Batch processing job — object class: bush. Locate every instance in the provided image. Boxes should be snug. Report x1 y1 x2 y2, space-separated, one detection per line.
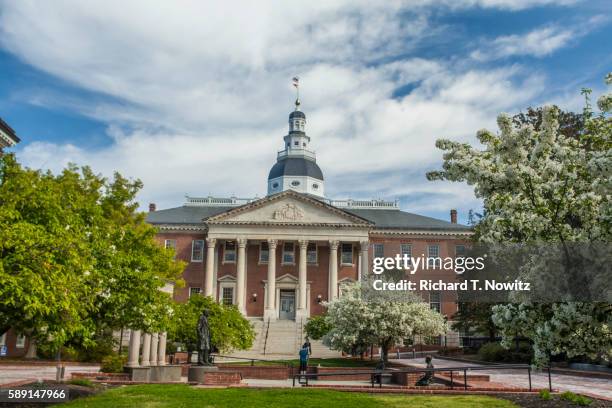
539 389 551 400
100 354 127 373
304 315 331 341
477 342 506 361
559 391 592 406
68 379 93 387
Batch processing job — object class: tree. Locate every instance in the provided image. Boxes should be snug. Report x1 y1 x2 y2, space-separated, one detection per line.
0 155 184 355
304 315 331 341
168 295 255 355
323 281 446 363
426 75 612 366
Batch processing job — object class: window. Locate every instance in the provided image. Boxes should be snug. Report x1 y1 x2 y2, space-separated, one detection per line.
341 243 353 265
189 287 201 297
429 291 441 313
165 239 177 259
294 141 299 146
302 142 306 147
455 245 466 257
0 332 6 346
191 240 204 262
15 334 26 349
272 182 279 189
373 243 384 258
259 242 269 263
427 244 440 258
307 243 317 264
400 243 412 265
222 287 234 305
282 242 295 264
312 183 318 189
291 180 300 186
224 241 236 263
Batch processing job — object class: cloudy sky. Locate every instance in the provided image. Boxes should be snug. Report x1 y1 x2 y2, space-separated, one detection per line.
0 1 610 223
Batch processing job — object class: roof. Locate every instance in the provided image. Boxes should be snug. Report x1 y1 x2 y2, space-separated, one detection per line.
289 110 305 119
268 157 324 180
346 208 471 231
146 205 233 224
146 197 471 232
0 117 20 144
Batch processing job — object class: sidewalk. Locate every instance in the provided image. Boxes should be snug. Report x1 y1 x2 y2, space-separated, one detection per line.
0 364 100 387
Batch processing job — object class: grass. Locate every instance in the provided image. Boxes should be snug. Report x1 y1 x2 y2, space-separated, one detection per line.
63 385 519 407
220 357 380 367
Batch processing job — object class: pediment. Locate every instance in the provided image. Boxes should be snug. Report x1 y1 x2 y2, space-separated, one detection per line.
276 273 298 283
206 191 371 226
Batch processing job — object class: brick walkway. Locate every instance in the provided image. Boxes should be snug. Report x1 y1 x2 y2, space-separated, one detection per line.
396 357 612 400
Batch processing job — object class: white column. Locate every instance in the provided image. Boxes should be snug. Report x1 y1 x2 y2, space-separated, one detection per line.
213 245 219 301
297 240 308 318
126 329 141 368
141 333 151 366
157 332 167 366
236 238 247 314
204 238 216 297
149 333 159 365
329 241 339 301
264 239 278 320
360 240 369 279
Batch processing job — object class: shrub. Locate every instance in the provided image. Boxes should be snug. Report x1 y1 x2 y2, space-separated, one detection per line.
477 342 506 361
100 354 127 373
304 315 331 341
539 389 551 400
559 391 592 406
68 379 93 387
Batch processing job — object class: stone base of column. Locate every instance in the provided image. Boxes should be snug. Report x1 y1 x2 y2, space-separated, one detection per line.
263 308 277 321
295 308 308 320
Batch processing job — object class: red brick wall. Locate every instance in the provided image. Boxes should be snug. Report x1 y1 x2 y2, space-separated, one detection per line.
0 328 28 358
216 364 290 379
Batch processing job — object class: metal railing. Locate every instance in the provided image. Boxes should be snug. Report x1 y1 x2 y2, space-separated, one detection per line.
212 354 295 370
291 363 553 392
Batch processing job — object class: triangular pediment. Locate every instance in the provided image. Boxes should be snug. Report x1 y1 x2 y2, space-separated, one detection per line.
206 191 372 226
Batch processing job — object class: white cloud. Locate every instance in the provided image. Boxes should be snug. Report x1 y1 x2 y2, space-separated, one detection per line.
0 1 570 218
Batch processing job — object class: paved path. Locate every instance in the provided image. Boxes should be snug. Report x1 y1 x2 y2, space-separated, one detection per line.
0 364 100 386
396 357 612 400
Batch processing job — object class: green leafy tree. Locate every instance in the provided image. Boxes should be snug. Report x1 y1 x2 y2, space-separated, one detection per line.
0 155 184 356
168 295 255 355
304 315 331 341
427 75 612 366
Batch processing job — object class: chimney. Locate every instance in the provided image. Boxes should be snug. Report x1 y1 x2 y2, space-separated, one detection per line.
450 209 457 224
149 203 156 212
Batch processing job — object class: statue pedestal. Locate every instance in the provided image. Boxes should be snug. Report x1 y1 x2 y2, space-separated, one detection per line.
188 365 219 383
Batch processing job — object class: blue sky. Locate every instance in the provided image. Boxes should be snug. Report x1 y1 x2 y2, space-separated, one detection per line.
0 0 610 223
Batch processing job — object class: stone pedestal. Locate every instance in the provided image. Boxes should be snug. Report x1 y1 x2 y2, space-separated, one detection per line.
188 365 219 383
124 365 182 382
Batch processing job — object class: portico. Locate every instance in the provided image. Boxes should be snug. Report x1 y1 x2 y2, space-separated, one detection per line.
202 190 372 320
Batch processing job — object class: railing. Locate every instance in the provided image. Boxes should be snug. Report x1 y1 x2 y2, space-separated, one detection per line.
291 364 553 392
324 198 400 209
262 319 271 355
212 354 294 370
185 196 260 207
277 148 316 161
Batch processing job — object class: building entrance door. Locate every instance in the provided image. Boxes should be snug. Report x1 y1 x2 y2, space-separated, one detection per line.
279 290 296 320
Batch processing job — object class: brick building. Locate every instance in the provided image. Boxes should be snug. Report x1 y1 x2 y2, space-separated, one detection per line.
0 117 20 154
146 99 472 355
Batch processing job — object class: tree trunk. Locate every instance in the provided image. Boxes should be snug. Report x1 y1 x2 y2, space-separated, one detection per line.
25 338 37 359
381 340 390 363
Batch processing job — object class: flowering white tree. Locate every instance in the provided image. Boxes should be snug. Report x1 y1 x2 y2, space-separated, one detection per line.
323 282 447 362
427 75 612 366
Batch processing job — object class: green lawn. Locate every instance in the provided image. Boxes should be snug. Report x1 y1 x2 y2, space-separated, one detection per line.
63 385 518 407
220 357 379 367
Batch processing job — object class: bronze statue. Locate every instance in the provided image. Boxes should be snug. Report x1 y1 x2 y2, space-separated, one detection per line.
416 354 434 386
197 309 212 365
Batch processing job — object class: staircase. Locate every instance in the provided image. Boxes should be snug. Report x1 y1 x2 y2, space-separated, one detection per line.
225 318 341 360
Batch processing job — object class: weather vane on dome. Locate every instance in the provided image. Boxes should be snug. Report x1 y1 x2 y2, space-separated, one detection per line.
292 76 300 110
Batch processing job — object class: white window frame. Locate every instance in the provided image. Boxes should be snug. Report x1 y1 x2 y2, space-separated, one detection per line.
0 332 6 346
259 242 269 264
427 244 440 258
341 243 353 265
455 245 466 257
282 242 295 265
429 291 441 313
164 239 177 260
307 243 317 265
219 283 236 305
373 243 384 259
400 243 412 265
191 240 204 262
15 334 26 349
223 241 236 264
189 287 202 297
